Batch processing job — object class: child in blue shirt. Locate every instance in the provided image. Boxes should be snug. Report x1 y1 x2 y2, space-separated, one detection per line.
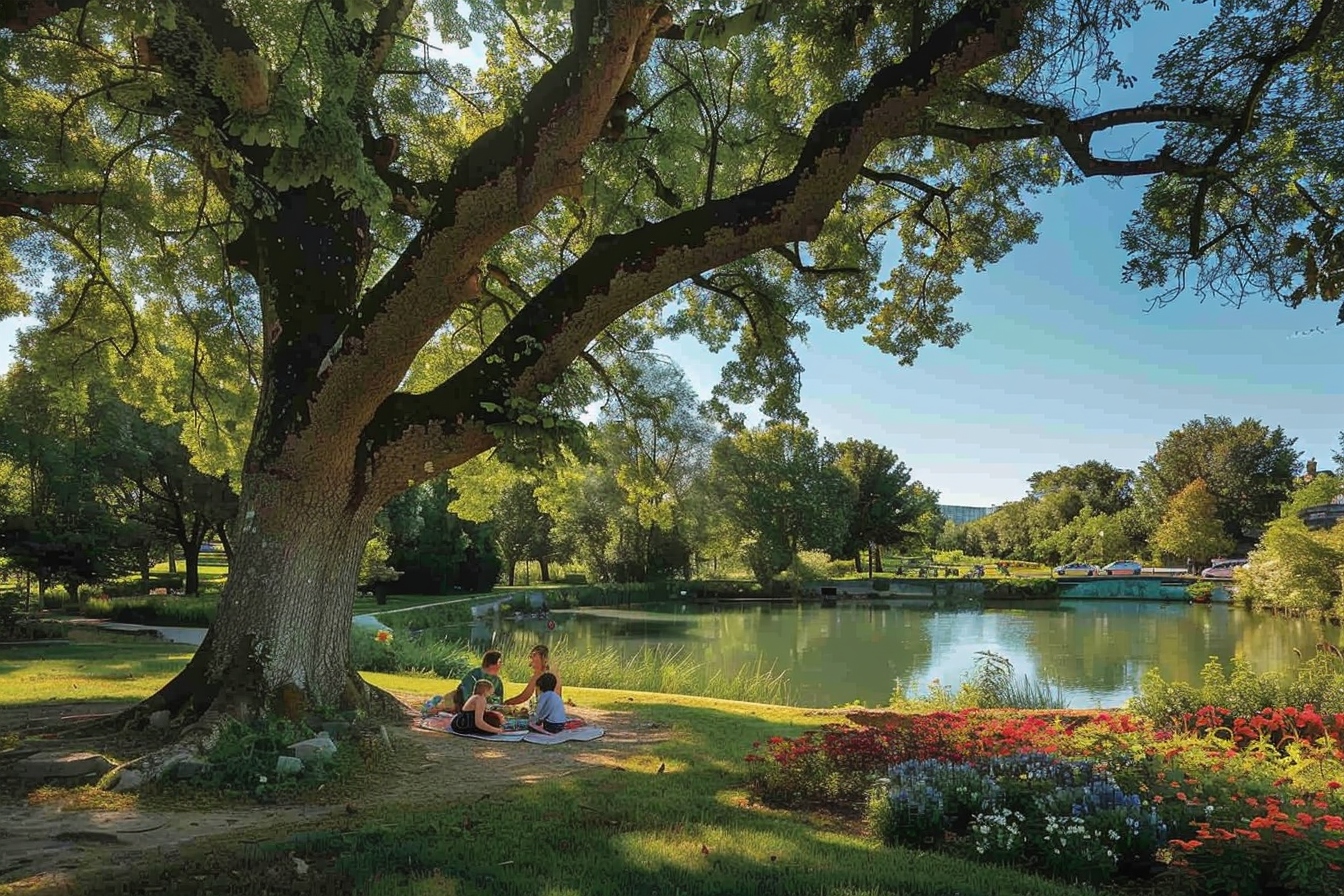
528 672 567 735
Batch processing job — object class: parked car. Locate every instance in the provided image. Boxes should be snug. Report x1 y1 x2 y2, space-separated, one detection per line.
1054 562 1101 576
1201 558 1248 579
1102 560 1143 576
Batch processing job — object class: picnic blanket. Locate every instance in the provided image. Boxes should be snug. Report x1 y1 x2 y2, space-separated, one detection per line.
416 713 604 744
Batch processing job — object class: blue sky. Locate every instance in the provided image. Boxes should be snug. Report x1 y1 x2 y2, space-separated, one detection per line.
3 3 1338 508
654 4 1343 506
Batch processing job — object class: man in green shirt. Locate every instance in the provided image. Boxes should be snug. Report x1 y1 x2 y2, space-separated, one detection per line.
452 649 505 711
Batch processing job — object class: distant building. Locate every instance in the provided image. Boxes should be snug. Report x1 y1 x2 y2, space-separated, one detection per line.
938 504 997 526
1299 493 1344 531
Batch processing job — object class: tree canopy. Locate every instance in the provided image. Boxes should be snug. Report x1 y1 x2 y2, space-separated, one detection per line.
1134 415 1301 545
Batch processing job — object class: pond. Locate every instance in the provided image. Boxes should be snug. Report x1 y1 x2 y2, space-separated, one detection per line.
478 600 1340 708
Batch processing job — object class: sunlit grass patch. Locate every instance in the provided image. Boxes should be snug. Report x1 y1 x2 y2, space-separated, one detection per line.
0 638 192 705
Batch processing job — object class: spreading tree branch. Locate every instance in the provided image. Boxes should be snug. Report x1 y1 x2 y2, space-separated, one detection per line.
0 189 101 216
354 0 1031 501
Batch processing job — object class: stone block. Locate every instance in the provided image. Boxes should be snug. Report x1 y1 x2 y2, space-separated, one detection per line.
148 710 172 730
15 751 113 779
289 733 337 763
111 769 144 792
172 758 210 780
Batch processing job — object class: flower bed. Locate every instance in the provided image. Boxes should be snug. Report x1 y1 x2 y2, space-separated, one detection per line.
745 707 1344 894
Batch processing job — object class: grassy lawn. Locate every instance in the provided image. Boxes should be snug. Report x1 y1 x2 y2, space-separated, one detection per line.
0 637 1090 896
316 686 1088 896
0 631 195 706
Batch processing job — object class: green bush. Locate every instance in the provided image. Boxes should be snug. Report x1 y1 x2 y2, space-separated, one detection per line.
80 596 216 626
982 578 1059 599
1185 581 1216 602
195 717 340 802
1130 653 1344 722
349 625 476 680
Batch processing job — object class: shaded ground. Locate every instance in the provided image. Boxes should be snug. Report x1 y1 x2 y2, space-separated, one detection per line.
0 691 669 894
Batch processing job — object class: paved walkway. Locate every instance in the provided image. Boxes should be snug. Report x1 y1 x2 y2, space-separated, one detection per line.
65 592 503 645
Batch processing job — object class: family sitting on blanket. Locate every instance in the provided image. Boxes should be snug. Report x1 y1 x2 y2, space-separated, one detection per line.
445 646 567 736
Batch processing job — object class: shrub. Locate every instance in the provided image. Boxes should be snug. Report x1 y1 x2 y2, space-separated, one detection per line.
195 717 346 802
956 651 1065 710
983 578 1060 599
1131 655 1344 722
1185 581 1216 602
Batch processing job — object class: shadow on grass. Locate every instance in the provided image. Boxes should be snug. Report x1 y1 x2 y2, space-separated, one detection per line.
62 701 1094 896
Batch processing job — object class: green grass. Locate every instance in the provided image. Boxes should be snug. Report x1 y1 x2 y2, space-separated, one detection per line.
0 630 193 705
48 660 1091 896
270 694 1090 895
81 595 218 626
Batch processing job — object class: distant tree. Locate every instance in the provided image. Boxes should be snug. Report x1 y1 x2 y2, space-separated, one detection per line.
1029 461 1134 516
0 365 137 597
710 423 851 585
1334 433 1344 472
1136 417 1300 545
833 439 923 575
905 483 945 554
1237 477 1344 613
1151 479 1235 564
535 462 622 582
380 479 499 595
490 481 553 587
94 395 238 594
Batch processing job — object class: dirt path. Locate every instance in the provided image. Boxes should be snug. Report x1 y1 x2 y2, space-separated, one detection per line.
0 695 668 893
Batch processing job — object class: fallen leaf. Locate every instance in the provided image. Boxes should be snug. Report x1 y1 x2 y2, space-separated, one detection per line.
700 844 710 855
292 857 308 876
656 762 666 774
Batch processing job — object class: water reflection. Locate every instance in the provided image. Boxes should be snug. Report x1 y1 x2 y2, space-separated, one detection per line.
480 600 1339 708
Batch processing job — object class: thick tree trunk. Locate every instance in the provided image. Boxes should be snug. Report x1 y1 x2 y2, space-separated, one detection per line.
130 482 393 727
539 558 550 583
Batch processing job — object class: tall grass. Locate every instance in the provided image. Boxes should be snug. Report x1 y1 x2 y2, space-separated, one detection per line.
491 630 793 705
891 650 1066 711
351 623 794 705
349 625 476 681
81 595 217 626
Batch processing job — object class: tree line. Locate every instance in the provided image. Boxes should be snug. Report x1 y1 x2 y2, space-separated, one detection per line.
941 418 1343 567
0 353 946 596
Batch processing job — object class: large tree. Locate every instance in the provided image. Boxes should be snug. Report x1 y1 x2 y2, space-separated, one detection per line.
1150 477 1235 564
3 0 1341 748
710 422 851 584
833 438 923 575
1135 416 1301 545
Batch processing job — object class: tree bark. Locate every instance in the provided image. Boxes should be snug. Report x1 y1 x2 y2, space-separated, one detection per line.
539 558 550 583
181 541 201 596
128 474 393 726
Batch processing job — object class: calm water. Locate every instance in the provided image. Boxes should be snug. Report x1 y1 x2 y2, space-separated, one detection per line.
484 601 1340 708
